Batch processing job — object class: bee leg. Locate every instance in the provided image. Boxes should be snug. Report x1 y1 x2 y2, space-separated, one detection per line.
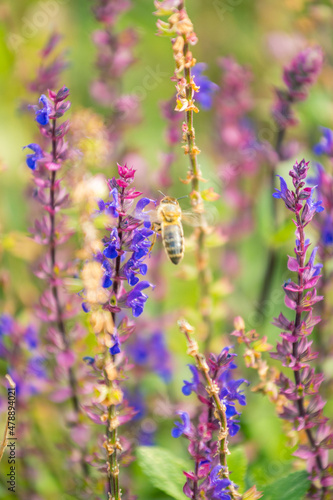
149 222 161 254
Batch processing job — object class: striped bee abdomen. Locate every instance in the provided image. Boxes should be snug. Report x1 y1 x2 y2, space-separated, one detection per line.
162 223 184 265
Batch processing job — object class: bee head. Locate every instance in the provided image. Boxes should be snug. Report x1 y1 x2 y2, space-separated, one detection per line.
160 195 179 206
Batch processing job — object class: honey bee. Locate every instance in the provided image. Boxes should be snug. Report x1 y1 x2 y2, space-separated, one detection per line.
156 195 185 265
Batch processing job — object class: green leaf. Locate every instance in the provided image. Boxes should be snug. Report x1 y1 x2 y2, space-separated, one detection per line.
228 446 248 492
137 446 190 500
260 470 310 500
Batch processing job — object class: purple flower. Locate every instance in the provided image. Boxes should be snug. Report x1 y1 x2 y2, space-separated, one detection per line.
110 340 121 355
182 365 200 395
103 227 119 259
321 215 333 246
130 226 154 260
192 63 218 110
313 127 333 157
283 47 323 100
0 314 14 337
23 144 44 170
124 281 152 317
24 325 38 349
209 465 232 500
35 94 52 125
128 331 172 382
172 411 191 438
104 187 120 217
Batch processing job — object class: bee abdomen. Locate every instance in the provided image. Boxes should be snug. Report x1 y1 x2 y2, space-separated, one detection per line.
163 224 184 265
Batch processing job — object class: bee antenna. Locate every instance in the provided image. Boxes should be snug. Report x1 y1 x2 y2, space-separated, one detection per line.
158 190 167 197
177 195 188 201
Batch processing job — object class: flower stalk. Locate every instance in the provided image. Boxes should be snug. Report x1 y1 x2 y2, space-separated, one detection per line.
81 164 154 498
258 47 323 314
271 159 333 499
155 0 217 349
178 319 252 500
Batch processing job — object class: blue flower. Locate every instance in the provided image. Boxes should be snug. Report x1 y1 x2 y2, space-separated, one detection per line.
307 247 323 277
23 143 43 170
306 192 324 214
24 325 38 349
130 226 154 260
103 187 119 217
135 197 155 219
110 340 121 355
0 314 13 337
35 94 52 126
124 281 152 317
273 175 289 200
313 127 333 156
209 465 232 500
321 216 333 246
123 258 144 286
150 331 172 383
83 356 95 365
27 356 46 379
103 227 119 260
101 257 113 288
219 373 248 406
192 63 218 110
171 411 191 438
128 331 172 382
82 302 90 313
182 365 200 396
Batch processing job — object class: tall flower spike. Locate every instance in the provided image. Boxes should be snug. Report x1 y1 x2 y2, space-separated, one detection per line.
155 0 220 350
24 88 90 479
177 319 261 500
259 47 323 317
271 159 333 498
81 163 154 499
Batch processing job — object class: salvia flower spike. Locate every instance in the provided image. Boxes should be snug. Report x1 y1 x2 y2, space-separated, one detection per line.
271 159 333 498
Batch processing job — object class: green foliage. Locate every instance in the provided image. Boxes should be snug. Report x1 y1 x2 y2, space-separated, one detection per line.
228 446 248 493
260 470 310 500
137 446 190 500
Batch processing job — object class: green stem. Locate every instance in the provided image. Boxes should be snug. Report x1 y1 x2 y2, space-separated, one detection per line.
182 327 239 499
182 35 213 350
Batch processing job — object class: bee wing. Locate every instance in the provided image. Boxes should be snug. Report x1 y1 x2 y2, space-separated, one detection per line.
182 206 218 227
182 211 202 227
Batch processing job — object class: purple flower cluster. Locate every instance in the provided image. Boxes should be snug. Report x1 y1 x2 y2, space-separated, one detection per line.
84 163 155 353
24 87 84 415
272 47 323 129
128 330 172 383
172 347 247 499
0 315 47 403
271 159 333 497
